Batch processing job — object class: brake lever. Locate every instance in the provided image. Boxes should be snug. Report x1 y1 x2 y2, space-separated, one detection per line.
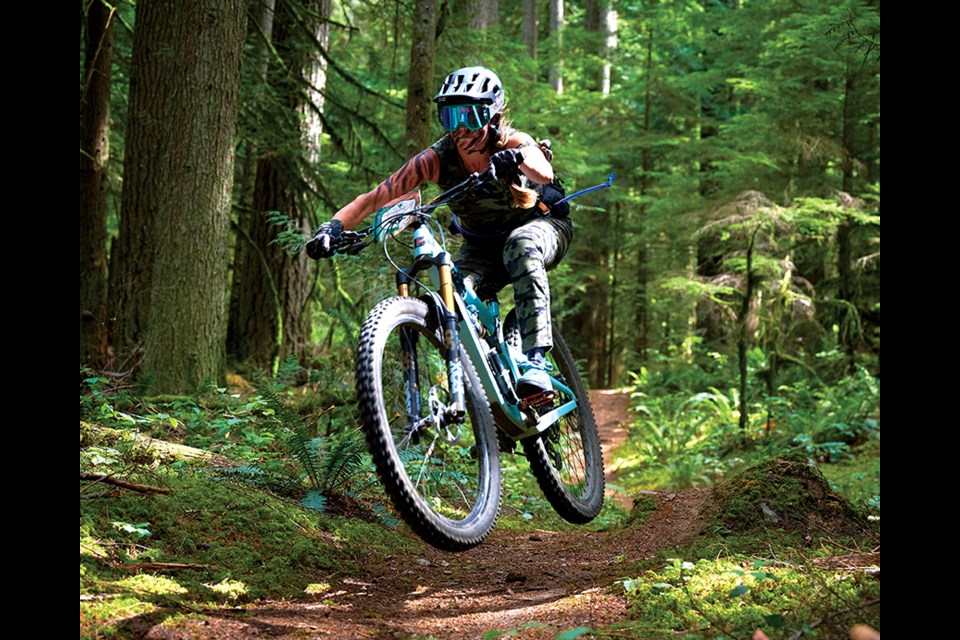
334 230 371 256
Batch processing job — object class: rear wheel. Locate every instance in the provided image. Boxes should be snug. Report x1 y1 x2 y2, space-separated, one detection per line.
356 296 501 550
517 323 605 523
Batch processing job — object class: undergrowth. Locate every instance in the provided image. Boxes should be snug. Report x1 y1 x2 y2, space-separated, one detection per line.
595 453 880 639
80 366 418 638
614 349 880 516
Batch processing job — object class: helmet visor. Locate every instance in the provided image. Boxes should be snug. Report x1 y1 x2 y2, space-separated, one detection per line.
438 103 491 132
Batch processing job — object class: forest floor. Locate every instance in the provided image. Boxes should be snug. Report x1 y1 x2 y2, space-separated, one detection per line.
135 389 715 640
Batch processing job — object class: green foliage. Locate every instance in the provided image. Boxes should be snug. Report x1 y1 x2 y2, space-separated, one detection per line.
616 341 879 512
263 210 307 256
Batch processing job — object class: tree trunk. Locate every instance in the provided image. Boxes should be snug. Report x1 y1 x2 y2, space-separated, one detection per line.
227 0 276 367
606 203 622 385
109 0 168 370
132 0 245 394
737 226 762 433
549 0 563 94
228 0 329 372
584 0 614 95
633 25 653 360
467 0 497 29
837 63 857 371
599 3 616 96
522 0 538 62
406 0 437 157
80 0 113 367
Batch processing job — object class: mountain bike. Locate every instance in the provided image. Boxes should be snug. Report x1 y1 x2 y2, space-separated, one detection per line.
330 170 609 551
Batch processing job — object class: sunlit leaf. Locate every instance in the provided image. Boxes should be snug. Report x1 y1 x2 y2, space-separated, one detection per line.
554 627 591 640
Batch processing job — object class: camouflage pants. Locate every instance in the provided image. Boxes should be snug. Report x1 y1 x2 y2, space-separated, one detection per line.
455 216 574 353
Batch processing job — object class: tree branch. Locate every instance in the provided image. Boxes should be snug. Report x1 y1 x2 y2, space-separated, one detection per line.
80 473 171 495
787 599 880 640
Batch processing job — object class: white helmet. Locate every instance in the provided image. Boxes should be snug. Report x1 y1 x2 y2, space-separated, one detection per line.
433 66 505 115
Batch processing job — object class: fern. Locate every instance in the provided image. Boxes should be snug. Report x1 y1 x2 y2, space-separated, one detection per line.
318 431 368 493
301 489 328 512
219 465 266 482
263 210 308 256
260 390 324 490
372 503 400 529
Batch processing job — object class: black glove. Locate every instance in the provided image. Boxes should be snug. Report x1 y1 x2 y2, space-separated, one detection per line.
538 181 569 219
306 219 344 259
488 148 524 182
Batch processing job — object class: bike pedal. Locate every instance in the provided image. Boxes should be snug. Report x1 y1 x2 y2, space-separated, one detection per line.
519 391 557 411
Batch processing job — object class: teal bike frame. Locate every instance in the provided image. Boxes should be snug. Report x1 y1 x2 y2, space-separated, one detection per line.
409 221 577 439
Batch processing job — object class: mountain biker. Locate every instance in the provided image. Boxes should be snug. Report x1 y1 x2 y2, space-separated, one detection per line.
306 65 572 397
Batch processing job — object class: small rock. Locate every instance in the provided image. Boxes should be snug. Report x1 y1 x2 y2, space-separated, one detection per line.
529 534 543 542
415 558 430 566
760 502 781 523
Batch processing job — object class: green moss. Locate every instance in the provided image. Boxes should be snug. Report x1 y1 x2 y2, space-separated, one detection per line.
79 464 420 626
115 574 189 596
623 555 880 639
80 596 155 640
711 455 869 538
203 578 248 601
625 493 658 526
819 434 880 509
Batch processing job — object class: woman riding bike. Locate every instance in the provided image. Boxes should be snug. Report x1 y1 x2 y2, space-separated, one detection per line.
307 66 572 396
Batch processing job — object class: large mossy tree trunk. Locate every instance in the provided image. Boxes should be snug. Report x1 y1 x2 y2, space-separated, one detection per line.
131 0 245 394
80 0 113 367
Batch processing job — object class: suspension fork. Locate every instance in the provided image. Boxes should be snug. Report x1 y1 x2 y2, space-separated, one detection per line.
396 269 421 437
394 265 466 426
438 261 466 421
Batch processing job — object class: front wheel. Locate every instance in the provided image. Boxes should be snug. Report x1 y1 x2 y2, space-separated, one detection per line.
356 296 501 550
521 325 605 523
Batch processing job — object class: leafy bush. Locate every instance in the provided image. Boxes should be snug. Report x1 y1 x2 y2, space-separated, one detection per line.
620 355 879 493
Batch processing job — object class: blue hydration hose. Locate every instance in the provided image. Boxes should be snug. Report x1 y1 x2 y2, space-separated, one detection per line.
554 173 616 206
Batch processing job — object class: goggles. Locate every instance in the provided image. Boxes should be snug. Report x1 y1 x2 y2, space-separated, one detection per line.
438 103 492 132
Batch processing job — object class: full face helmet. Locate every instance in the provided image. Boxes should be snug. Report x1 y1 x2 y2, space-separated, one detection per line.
433 66 505 132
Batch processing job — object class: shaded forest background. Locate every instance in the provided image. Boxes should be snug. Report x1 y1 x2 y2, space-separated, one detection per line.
79 0 880 402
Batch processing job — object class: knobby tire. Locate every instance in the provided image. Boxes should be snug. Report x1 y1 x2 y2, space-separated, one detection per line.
520 325 605 523
356 296 501 551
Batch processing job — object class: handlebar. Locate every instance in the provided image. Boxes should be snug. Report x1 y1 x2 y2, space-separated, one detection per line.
329 170 492 256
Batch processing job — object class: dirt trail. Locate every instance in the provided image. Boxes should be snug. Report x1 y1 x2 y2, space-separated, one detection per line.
141 390 711 640
590 388 633 511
